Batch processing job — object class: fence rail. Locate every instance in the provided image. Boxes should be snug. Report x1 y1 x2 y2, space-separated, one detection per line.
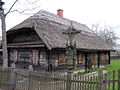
0 68 120 90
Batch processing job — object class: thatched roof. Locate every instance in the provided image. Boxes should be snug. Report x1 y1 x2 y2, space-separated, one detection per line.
7 10 113 51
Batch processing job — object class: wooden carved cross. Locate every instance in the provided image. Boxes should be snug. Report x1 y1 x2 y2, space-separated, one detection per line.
63 22 81 70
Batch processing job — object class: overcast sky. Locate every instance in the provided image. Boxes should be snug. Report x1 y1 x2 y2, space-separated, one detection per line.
1 0 120 42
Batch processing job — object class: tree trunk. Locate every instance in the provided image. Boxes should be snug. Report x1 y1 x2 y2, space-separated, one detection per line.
0 9 8 68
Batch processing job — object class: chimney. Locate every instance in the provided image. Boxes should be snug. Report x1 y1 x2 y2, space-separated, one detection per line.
57 9 63 18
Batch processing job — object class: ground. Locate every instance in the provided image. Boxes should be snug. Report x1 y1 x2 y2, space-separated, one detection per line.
102 59 120 71
75 59 120 76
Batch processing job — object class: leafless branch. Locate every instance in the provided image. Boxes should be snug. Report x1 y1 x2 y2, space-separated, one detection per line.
9 10 32 15
9 5 41 15
5 0 19 17
91 24 119 47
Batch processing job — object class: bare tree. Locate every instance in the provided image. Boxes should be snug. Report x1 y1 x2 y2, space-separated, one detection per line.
0 0 41 68
92 24 119 48
5 0 41 15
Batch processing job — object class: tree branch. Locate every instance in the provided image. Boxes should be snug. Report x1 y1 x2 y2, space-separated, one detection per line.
10 5 41 15
9 9 33 15
5 0 19 16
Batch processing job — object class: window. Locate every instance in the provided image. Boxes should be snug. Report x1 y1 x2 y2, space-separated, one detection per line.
9 49 17 62
18 50 31 62
58 53 66 65
78 53 83 64
9 50 14 61
39 51 47 65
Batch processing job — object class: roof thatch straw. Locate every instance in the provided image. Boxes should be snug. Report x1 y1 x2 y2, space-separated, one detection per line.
7 10 113 51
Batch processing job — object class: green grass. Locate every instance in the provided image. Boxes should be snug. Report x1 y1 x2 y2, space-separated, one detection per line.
74 68 101 76
74 60 120 90
102 59 120 71
74 59 120 76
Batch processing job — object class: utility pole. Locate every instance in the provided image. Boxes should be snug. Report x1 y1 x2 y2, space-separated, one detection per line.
63 22 80 90
0 0 8 68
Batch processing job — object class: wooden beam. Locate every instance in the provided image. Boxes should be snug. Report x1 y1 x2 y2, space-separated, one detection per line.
97 52 100 68
7 44 45 48
46 50 50 71
108 51 110 64
85 52 88 71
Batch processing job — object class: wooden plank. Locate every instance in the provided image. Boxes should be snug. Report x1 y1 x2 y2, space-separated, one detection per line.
82 76 85 90
85 53 88 71
90 77 93 90
96 75 98 90
64 73 66 90
92 75 95 90
103 73 107 90
118 70 120 90
97 52 100 68
77 76 80 90
80 76 82 90
113 71 115 90
108 71 111 90
108 52 110 64
88 75 90 90
98 70 104 90
85 76 87 90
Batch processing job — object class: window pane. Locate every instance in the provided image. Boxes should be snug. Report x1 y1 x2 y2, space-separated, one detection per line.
78 53 83 64
18 50 31 62
59 53 66 65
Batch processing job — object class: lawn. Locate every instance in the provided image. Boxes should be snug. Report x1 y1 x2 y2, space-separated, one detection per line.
74 60 120 90
102 59 120 71
102 60 120 90
74 59 120 76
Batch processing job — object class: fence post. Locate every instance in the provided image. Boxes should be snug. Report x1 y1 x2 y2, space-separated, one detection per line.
11 68 16 90
28 65 34 90
28 71 32 90
118 70 120 90
66 70 73 90
98 70 104 90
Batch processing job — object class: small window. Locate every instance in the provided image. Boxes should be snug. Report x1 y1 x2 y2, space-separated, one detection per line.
18 50 31 62
9 50 14 61
58 53 66 65
78 53 83 64
39 51 47 65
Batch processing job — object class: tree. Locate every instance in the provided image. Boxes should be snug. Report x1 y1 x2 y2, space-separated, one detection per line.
91 24 119 48
0 0 41 68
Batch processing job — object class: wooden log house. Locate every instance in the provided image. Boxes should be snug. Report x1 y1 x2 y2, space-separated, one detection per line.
7 9 114 71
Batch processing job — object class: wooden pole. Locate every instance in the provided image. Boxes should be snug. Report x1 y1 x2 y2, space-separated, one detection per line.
108 51 110 64
0 0 8 68
97 52 100 68
66 70 73 90
85 52 88 71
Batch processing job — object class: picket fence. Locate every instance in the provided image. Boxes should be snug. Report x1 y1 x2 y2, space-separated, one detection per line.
0 68 120 90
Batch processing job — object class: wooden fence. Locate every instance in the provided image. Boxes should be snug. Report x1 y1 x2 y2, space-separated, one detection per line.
0 68 120 90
